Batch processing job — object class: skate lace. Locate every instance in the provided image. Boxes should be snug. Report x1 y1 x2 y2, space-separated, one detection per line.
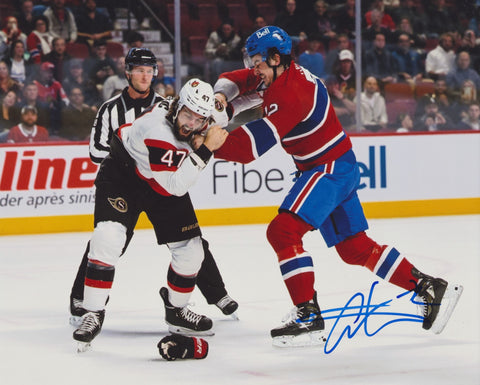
281 307 302 325
179 307 203 325
80 313 101 332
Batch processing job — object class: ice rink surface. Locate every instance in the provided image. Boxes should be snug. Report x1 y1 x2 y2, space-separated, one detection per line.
1 215 479 385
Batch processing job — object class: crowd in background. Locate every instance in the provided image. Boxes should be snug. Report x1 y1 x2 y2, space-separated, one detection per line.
0 0 479 144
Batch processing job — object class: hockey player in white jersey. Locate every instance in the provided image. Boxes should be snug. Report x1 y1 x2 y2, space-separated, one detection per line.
73 78 228 351
70 48 238 329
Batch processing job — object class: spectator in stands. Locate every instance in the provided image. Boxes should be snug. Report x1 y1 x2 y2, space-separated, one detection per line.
26 15 53 64
0 90 18 134
153 58 175 90
32 61 69 134
3 40 34 87
75 0 113 47
324 34 350 75
324 74 356 131
63 58 101 107
273 0 306 45
306 1 336 50
102 56 128 101
391 17 426 50
7 105 49 143
125 31 144 49
0 60 21 98
426 0 455 38
60 87 97 141
395 112 414 133
457 30 480 73
413 95 453 131
425 32 456 80
0 16 28 60
83 39 116 88
390 0 427 38
11 81 50 129
333 49 356 100
16 0 36 36
362 9 393 47
43 0 78 43
204 19 243 82
415 79 454 118
298 34 325 79
457 101 480 130
245 16 267 39
354 76 388 132
43 37 72 84
364 0 396 31
391 33 424 85
335 0 356 40
152 58 175 98
363 32 398 86
449 79 479 123
446 51 480 95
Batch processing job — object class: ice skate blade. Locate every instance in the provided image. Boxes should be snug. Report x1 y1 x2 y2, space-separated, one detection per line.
76 341 91 353
69 315 83 327
430 283 463 334
229 312 239 321
272 330 327 348
167 324 215 337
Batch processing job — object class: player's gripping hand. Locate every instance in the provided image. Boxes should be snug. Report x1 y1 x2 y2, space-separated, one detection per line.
158 334 209 361
203 125 228 152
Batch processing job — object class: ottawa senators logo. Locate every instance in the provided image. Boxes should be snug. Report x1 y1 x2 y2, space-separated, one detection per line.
191 80 199 87
108 197 128 213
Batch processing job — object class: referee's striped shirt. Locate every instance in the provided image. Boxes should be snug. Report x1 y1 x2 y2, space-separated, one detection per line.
89 87 164 163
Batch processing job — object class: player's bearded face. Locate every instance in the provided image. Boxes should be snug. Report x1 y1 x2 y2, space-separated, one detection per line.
174 107 207 142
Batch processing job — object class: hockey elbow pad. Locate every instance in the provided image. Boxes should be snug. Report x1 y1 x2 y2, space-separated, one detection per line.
158 334 209 361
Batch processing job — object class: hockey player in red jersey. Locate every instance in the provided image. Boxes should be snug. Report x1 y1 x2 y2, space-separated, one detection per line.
210 26 463 347
73 78 229 351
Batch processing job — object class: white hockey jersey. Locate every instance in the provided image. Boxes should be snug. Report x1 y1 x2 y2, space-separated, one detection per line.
118 100 210 197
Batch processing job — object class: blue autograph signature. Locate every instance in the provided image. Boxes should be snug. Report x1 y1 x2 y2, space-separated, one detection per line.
322 281 423 354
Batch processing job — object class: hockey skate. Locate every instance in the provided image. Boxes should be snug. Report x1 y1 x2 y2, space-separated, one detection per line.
69 297 87 327
216 294 239 320
73 310 105 352
413 268 463 334
271 293 327 348
160 287 214 336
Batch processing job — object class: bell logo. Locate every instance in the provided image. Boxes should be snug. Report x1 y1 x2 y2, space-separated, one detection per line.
256 27 270 38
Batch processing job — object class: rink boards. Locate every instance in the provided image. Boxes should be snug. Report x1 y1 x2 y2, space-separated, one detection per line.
0 131 479 235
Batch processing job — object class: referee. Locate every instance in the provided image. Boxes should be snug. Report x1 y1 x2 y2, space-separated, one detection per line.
70 48 238 325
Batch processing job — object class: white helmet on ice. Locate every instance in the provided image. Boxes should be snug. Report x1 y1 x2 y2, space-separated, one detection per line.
177 78 215 119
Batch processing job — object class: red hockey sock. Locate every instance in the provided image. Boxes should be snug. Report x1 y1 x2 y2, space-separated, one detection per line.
336 232 418 291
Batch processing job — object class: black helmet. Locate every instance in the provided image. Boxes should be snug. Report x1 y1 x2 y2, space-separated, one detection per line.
125 47 158 76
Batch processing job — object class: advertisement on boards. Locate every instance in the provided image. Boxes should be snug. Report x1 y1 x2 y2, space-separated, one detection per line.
0 132 479 220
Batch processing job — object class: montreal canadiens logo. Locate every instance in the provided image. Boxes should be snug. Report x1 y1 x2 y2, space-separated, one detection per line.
108 197 128 213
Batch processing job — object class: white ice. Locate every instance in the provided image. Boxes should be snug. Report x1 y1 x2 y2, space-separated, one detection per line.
1 215 479 385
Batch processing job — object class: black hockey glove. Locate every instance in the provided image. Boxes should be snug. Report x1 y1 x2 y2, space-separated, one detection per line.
158 334 209 361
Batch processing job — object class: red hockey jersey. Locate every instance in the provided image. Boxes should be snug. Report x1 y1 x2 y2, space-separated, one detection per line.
214 62 352 171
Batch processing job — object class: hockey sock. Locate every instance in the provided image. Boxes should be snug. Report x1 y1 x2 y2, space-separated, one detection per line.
196 238 227 304
336 232 418 291
267 212 315 305
167 264 197 307
83 259 115 311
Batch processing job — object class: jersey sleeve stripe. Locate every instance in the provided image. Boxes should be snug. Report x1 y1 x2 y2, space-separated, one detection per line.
243 117 279 158
283 80 329 141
